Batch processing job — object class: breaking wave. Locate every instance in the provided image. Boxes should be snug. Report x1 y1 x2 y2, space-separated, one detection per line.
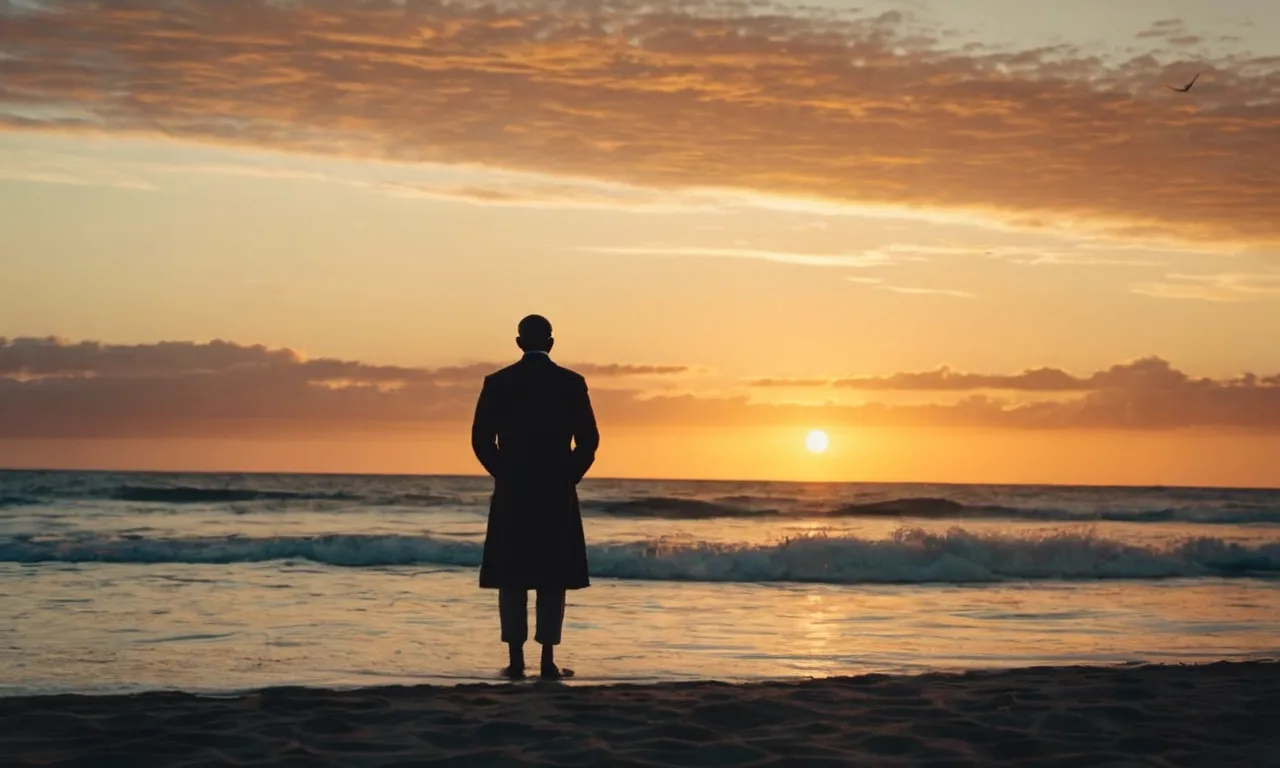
2 529 1276 584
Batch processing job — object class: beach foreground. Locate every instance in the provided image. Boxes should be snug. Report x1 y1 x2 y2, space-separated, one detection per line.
2 662 1276 767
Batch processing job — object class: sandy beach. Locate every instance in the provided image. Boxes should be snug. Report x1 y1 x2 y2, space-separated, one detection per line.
2 661 1276 767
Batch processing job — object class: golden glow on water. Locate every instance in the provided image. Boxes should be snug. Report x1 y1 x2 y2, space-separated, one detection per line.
2 566 1276 695
2 473 1278 695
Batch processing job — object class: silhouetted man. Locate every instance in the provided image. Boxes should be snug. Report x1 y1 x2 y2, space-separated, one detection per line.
471 314 599 679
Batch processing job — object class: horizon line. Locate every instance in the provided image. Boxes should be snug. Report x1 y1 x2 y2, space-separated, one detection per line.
0 465 1275 493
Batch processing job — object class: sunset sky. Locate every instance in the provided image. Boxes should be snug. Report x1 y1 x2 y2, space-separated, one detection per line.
2 0 1279 486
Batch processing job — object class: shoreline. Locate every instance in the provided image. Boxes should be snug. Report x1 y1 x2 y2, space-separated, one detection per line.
3 662 1276 766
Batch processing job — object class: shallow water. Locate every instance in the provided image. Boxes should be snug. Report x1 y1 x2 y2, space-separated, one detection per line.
1 471 1278 696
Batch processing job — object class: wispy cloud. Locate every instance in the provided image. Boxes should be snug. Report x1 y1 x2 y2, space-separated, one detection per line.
2 1 1279 246
840 275 977 298
144 163 330 182
0 149 154 190
574 236 1173 290
1132 272 1280 301
990 247 1170 267
877 285 977 298
1136 19 1190 40
579 245 898 268
366 177 729 213
0 167 152 190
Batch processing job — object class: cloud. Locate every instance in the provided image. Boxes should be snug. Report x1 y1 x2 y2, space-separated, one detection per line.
599 356 1280 430
145 162 330 182
2 1 1279 246
1136 19 1189 40
1133 19 1204 49
581 240 1164 277
366 176 728 212
579 245 897 268
1131 272 1280 301
0 166 154 190
0 338 693 437
750 356 1267 394
2 338 1279 437
840 275 977 297
877 285 976 298
841 241 1176 267
576 363 689 377
0 337 687 382
0 148 155 190
752 364 1089 391
4 145 741 212
609 239 1183 273
985 241 1179 266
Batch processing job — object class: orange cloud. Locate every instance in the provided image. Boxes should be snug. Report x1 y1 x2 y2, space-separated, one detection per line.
750 357 1274 393
0 337 686 382
3 338 1279 437
2 1 1279 246
751 365 1087 391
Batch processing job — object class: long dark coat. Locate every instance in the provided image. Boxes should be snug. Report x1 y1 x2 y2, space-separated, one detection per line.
471 353 599 590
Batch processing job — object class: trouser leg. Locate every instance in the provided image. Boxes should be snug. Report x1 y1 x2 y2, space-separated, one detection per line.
498 589 528 644
534 589 566 646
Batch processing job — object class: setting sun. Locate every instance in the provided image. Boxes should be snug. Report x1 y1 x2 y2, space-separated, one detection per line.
805 430 829 454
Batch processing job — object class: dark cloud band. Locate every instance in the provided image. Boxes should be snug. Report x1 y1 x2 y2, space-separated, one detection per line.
1 337 1278 436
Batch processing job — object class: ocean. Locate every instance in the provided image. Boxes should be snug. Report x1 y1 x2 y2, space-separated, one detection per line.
2 470 1277 697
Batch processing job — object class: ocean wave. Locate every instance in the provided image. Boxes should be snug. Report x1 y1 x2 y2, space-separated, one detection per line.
104 486 455 508
0 495 40 508
2 529 1276 583
111 486 365 504
3 470 1279 525
591 495 1280 524
1015 507 1280 525
589 496 997 519
590 497 778 518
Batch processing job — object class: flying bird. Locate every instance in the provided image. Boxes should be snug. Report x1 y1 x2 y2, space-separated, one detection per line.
1166 73 1200 93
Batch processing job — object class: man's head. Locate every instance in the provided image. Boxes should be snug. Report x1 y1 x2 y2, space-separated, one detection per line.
516 314 554 353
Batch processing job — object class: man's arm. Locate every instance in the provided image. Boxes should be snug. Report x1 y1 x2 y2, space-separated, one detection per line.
570 377 600 484
471 377 502 478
